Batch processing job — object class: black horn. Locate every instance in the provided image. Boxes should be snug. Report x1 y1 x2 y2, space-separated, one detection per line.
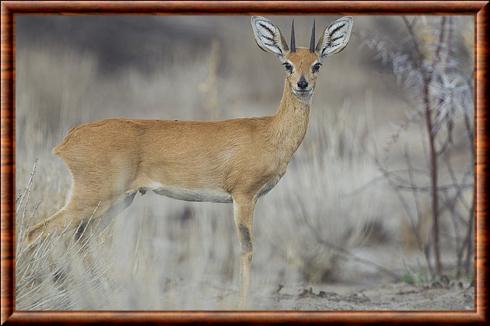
290 19 296 52
309 20 316 52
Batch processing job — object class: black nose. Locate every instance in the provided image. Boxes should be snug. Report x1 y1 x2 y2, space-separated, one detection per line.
297 76 308 90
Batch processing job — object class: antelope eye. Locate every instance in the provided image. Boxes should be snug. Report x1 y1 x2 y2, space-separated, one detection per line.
312 62 322 73
283 62 293 73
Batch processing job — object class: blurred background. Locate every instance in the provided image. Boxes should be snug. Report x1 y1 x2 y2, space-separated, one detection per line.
15 15 474 310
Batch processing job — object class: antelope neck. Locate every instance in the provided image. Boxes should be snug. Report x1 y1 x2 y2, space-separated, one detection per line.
270 80 311 160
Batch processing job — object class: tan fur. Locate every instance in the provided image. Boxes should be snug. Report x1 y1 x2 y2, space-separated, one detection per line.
27 15 352 307
28 49 318 242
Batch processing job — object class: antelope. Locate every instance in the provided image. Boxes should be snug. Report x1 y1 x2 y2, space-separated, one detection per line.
27 16 353 307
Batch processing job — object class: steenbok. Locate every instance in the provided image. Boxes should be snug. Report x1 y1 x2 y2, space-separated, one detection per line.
28 16 353 307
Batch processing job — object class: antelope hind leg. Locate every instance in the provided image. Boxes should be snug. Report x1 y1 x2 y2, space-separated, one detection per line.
26 191 136 245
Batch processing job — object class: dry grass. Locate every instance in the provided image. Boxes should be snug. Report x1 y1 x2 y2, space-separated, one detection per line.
15 16 473 310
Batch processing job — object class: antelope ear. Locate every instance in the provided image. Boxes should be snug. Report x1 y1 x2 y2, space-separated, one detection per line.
251 16 289 60
316 17 353 58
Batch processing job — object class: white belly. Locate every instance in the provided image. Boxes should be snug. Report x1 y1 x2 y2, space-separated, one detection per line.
148 183 232 203
257 175 282 197
145 173 282 204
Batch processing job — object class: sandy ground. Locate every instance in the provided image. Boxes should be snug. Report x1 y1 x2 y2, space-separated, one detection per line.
91 246 475 310
134 279 474 311
251 282 475 311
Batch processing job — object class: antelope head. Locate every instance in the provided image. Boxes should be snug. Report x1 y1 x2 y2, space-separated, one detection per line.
251 16 353 102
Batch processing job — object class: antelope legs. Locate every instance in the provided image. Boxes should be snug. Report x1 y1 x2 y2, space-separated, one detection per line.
232 194 256 308
27 191 137 245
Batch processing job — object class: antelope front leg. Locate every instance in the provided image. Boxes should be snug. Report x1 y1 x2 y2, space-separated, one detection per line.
232 194 256 309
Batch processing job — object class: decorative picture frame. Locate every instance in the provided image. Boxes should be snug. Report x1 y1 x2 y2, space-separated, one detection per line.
1 0 487 324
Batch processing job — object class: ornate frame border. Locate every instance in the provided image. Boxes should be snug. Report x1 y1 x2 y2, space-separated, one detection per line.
1 1 488 324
